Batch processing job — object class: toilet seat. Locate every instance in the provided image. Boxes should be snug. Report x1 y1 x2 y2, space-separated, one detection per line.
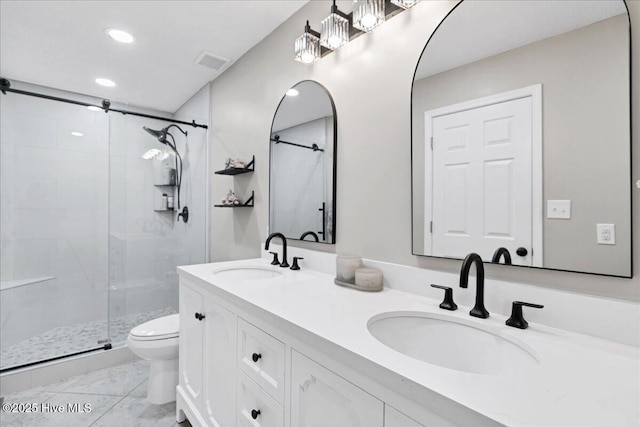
129 313 179 341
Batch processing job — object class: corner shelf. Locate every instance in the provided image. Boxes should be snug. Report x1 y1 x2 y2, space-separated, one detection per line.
214 155 255 176
214 191 254 208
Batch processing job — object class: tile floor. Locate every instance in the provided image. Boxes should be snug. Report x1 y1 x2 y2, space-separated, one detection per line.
0 359 191 427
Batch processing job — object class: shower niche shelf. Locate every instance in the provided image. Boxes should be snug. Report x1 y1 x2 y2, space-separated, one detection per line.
214 155 255 176
214 191 254 208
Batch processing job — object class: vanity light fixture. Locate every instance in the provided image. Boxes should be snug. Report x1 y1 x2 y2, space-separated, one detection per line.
390 0 419 9
87 106 103 112
353 0 385 32
295 21 322 64
286 88 299 97
106 28 134 44
95 78 116 88
296 0 415 64
320 0 350 50
70 131 83 137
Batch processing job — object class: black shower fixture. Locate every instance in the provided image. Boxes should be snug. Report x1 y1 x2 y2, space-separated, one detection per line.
143 124 189 221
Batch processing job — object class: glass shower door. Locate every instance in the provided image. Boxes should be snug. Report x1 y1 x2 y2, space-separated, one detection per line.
0 88 110 370
106 105 209 346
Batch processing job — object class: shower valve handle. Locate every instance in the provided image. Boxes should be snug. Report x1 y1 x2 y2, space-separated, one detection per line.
194 312 205 321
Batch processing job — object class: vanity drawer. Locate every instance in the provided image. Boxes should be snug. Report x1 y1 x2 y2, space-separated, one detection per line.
237 318 286 404
237 370 284 427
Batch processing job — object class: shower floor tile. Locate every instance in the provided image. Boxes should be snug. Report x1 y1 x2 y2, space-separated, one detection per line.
1 308 175 371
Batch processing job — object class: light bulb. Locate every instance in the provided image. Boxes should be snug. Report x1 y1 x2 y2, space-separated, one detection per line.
360 14 377 29
301 52 316 64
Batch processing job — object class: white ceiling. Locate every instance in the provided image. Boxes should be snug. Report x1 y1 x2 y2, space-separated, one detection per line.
0 0 308 113
415 0 627 80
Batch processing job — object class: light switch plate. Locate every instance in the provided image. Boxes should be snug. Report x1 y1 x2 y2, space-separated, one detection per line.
547 200 571 219
597 224 616 245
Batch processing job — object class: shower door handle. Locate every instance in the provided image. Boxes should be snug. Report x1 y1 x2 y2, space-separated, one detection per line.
194 312 205 321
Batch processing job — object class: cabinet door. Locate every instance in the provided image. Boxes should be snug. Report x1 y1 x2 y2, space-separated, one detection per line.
291 351 383 427
385 405 425 427
179 284 204 411
202 298 237 427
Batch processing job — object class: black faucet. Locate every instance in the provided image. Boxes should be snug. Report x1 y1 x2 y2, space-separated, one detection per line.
265 232 289 268
491 247 512 265
459 253 489 318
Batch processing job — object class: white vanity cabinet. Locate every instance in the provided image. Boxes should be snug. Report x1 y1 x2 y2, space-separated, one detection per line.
177 276 430 427
385 405 425 427
178 281 236 427
291 350 384 427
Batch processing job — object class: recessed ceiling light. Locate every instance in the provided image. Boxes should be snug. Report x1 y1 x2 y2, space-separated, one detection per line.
286 89 299 97
87 106 103 112
71 132 83 137
106 28 134 44
95 78 116 87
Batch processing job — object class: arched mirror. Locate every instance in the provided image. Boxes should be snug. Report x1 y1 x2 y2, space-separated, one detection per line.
411 0 631 276
270 80 337 244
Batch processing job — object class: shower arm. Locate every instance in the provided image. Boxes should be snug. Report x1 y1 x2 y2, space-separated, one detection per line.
165 124 188 138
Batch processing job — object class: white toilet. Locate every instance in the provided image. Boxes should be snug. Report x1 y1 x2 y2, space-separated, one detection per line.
127 314 180 405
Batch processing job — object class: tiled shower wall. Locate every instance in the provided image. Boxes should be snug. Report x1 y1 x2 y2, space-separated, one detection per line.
0 82 209 365
0 90 110 349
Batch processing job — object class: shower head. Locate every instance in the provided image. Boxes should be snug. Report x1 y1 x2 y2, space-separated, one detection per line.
143 126 167 143
143 124 188 145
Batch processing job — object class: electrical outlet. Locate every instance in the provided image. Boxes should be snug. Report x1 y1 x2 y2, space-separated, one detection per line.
597 224 616 245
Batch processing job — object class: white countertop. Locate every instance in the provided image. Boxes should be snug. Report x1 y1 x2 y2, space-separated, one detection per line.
178 258 640 427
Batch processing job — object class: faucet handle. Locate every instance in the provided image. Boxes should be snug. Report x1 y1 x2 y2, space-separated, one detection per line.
290 257 304 271
269 251 280 265
506 301 544 329
430 284 458 311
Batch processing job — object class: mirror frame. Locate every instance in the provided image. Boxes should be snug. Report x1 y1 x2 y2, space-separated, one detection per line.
269 80 338 244
409 0 633 277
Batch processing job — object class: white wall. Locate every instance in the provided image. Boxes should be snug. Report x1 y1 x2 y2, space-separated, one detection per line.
209 1 640 302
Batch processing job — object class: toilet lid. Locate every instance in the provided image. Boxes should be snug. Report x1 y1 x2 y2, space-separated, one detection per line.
130 314 179 340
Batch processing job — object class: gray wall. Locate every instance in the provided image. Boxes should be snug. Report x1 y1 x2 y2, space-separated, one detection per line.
412 15 630 276
210 1 640 302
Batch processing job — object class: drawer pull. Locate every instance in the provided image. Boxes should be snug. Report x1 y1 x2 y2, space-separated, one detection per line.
194 312 205 321
252 352 262 362
251 409 261 420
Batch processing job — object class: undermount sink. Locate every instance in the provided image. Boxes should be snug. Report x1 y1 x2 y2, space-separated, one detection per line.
212 266 282 281
367 311 539 376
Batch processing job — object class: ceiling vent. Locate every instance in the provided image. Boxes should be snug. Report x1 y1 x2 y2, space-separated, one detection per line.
194 50 229 71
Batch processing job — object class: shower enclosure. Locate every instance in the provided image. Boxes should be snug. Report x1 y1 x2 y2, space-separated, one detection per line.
0 80 209 371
